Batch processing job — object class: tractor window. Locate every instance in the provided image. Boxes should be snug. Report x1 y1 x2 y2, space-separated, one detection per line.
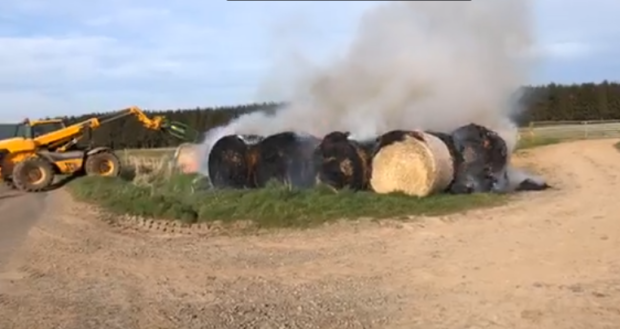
15 124 32 138
32 122 65 137
0 124 20 139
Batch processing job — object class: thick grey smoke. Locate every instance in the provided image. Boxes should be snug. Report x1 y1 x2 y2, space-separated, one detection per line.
199 0 536 175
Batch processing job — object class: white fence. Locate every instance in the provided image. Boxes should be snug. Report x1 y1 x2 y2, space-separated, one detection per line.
519 120 620 140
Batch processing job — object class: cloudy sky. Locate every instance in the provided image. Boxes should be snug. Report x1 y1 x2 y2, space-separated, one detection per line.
0 0 617 120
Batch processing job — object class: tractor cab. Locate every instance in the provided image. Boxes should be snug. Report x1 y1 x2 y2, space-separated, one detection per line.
0 118 66 140
21 119 67 138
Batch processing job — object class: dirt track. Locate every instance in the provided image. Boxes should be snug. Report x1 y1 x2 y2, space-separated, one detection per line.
0 139 619 329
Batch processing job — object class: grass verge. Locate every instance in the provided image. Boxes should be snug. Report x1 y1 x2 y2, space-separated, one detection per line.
69 135 564 229
614 141 620 151
67 160 507 229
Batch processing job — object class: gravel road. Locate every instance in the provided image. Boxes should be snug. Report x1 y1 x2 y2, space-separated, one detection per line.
1 139 619 329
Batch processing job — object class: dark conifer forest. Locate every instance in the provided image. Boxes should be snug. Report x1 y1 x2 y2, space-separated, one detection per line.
52 82 620 149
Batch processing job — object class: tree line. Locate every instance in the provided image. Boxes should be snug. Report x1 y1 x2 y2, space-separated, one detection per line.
56 81 620 149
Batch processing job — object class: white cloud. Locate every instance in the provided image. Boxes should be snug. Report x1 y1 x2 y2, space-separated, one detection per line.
0 0 617 119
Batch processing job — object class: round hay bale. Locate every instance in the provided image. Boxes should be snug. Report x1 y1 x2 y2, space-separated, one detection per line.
449 123 509 193
370 131 454 197
254 132 319 188
424 131 460 191
208 134 262 188
314 131 371 190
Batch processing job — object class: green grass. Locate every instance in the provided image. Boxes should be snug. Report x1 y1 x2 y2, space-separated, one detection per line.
67 169 507 228
615 141 620 151
69 134 567 229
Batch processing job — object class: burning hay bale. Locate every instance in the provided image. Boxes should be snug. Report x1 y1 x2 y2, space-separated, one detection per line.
313 131 373 191
201 123 548 196
449 123 509 194
173 143 199 174
253 132 320 188
370 130 454 197
207 134 263 188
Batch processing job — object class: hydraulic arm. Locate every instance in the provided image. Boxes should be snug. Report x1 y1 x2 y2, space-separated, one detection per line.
0 106 198 192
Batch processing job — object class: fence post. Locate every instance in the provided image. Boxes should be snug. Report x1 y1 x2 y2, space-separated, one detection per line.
528 122 535 139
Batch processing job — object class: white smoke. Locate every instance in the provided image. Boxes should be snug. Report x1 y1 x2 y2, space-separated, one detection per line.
199 0 536 174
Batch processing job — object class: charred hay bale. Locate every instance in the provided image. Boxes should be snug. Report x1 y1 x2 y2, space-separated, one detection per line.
370 130 454 197
355 138 378 183
449 123 509 194
356 138 379 159
314 131 372 191
207 134 263 188
253 132 320 188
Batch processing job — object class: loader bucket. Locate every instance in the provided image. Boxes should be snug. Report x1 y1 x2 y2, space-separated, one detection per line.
164 121 199 142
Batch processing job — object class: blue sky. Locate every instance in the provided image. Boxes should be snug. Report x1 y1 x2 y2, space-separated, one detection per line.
0 0 618 120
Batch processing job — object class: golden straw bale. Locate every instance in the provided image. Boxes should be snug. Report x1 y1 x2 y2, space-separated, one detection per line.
370 132 454 197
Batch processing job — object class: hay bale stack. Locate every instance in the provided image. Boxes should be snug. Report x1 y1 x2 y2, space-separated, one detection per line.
207 134 263 188
253 132 320 188
314 131 371 190
449 123 509 193
370 130 454 197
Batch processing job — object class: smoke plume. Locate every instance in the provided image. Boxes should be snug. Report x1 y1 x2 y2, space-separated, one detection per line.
199 0 536 174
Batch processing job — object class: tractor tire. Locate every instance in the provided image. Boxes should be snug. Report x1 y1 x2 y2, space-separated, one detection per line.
84 151 121 177
3 178 15 189
12 157 55 192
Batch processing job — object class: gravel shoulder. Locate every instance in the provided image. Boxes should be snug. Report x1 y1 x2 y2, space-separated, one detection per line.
1 139 620 329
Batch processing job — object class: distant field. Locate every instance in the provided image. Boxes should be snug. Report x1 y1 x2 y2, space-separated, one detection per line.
121 122 620 157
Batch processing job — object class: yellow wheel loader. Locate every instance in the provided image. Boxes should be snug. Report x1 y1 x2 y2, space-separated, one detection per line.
0 106 196 192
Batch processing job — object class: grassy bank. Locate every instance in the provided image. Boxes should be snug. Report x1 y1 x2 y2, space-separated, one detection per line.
67 159 506 228
69 135 565 228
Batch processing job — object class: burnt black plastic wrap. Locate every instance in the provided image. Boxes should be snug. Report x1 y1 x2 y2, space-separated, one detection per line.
313 131 371 190
253 132 320 188
374 130 425 151
448 124 509 194
516 178 550 191
207 134 263 189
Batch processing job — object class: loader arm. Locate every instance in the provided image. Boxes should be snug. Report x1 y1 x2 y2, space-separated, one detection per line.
32 117 102 148
32 106 197 150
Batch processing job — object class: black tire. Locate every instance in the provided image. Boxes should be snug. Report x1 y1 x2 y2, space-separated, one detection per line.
84 151 121 177
12 157 55 192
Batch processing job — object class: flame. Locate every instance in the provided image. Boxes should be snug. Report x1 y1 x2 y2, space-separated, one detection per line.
174 143 200 174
